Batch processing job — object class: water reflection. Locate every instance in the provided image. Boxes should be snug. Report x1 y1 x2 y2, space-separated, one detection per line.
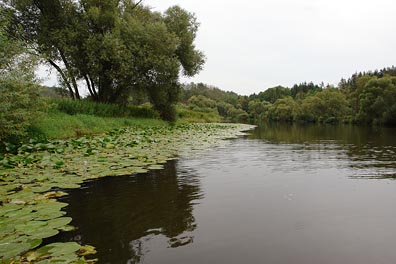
50 124 396 264
250 123 396 179
250 122 396 146
50 160 202 263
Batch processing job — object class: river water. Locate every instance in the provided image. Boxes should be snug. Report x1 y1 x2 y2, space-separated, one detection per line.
52 124 396 264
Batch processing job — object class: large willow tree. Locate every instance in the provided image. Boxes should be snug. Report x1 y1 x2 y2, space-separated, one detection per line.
2 0 205 120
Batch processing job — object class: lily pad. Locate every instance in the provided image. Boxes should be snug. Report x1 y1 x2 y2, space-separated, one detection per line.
47 217 72 229
37 242 80 257
27 227 59 239
0 241 31 260
15 220 48 233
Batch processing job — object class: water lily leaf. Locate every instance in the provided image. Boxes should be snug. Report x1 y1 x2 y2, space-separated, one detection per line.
33 209 66 221
0 241 31 260
4 207 32 219
31 185 52 193
58 225 75 232
15 220 48 233
43 191 68 199
0 233 20 244
0 221 15 234
56 183 81 189
37 242 80 257
35 201 68 211
27 227 59 239
24 250 42 262
27 238 42 249
9 190 38 200
78 245 97 256
135 168 148 174
0 203 22 216
147 164 164 170
47 217 72 229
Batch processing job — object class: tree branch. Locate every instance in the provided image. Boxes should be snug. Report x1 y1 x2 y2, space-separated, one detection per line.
131 0 143 10
47 59 75 99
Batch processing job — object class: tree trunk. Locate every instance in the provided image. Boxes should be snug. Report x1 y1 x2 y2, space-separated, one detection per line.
89 76 99 100
59 50 80 99
84 75 96 99
47 59 75 99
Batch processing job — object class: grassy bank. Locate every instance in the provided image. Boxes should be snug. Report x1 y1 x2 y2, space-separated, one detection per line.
1 97 225 146
29 112 167 140
23 101 223 142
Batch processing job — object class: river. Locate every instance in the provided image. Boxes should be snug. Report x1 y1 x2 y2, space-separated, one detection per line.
50 124 396 264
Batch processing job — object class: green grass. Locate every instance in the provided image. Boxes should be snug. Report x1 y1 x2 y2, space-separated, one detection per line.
21 100 224 141
51 98 159 119
29 112 166 140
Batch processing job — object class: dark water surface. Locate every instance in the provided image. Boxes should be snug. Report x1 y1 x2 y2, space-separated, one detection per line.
53 124 396 264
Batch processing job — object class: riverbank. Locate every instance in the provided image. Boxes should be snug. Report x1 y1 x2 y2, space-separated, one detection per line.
27 112 168 140
0 123 254 263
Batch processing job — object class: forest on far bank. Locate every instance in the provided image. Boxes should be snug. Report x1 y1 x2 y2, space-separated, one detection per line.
178 67 396 126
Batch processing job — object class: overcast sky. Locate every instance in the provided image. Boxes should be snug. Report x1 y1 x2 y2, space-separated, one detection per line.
39 0 396 95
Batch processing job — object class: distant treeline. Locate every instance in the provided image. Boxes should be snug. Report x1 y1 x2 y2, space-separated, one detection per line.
181 66 396 126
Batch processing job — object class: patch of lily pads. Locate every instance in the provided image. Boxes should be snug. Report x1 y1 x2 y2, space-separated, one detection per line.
0 123 254 263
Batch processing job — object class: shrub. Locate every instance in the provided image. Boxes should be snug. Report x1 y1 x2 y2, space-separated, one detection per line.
53 99 159 119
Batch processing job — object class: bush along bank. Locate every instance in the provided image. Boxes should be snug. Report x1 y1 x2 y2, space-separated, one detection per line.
0 123 254 263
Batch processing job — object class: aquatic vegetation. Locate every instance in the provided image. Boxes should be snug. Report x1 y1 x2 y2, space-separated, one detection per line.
0 123 254 263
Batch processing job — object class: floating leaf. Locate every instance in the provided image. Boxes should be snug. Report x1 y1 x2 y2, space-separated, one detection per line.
78 245 97 256
28 227 59 239
0 241 31 260
37 242 80 257
43 191 68 199
47 217 72 229
15 220 48 233
58 225 75 232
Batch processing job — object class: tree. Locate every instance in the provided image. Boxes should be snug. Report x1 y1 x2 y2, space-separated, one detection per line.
267 97 299 122
4 1 205 121
248 100 271 122
298 89 349 123
290 82 322 99
257 86 291 103
357 77 396 125
0 22 41 142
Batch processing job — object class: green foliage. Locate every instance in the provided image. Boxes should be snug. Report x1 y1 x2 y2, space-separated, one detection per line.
53 99 158 119
298 89 349 123
182 83 239 106
357 77 396 125
291 82 323 99
226 107 249 123
4 1 205 121
188 95 217 109
248 100 271 122
0 27 42 143
267 97 299 122
253 85 291 103
181 84 249 123
164 6 205 76
177 105 222 123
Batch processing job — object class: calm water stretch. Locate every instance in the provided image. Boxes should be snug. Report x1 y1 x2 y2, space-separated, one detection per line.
51 124 396 264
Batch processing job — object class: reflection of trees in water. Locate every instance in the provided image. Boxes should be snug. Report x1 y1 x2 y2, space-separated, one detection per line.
49 160 202 263
250 123 396 179
250 122 396 146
